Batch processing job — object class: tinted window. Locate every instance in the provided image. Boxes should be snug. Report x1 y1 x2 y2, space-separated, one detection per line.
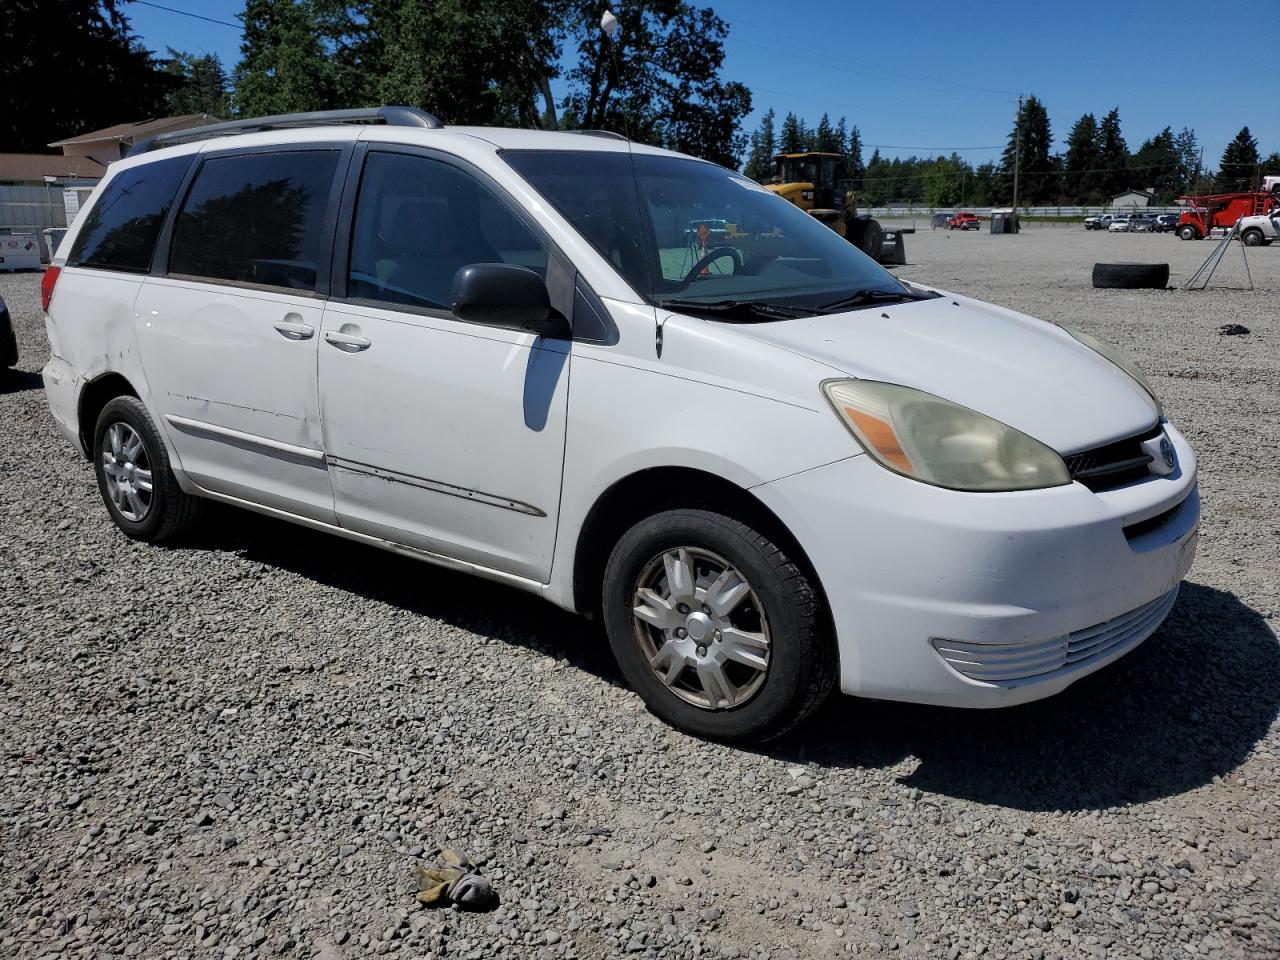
348 152 547 311
168 151 340 291
68 155 191 273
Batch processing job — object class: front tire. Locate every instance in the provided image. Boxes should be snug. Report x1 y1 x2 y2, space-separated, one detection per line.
93 396 203 542
602 508 836 743
1241 228 1264 247
1178 225 1199 240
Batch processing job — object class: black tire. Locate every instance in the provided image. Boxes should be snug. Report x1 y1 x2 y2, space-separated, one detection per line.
1090 263 1172 289
860 219 884 259
602 508 837 743
93 396 203 542
1241 228 1264 247
1092 262 1170 289
1178 224 1199 241
0 309 17 368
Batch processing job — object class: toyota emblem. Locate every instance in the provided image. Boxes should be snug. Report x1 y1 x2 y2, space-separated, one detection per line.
1159 436 1175 469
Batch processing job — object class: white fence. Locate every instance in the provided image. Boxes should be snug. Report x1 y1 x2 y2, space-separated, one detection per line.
867 205 1183 219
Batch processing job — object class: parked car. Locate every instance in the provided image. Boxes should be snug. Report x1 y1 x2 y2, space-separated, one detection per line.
947 211 980 231
1129 215 1157 232
41 107 1199 743
1087 214 1119 231
1238 211 1280 246
1154 214 1180 233
0 293 17 369
1107 217 1132 232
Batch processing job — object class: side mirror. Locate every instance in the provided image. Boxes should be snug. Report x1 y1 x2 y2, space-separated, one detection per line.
450 263 569 339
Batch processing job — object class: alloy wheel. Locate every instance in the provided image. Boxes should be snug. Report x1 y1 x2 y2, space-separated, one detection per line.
631 547 771 710
101 421 154 522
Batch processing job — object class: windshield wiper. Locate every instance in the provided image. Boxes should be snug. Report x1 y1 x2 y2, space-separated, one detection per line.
818 287 929 313
657 298 817 322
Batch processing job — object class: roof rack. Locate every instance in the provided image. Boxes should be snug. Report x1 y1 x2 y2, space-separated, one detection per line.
127 106 444 156
574 129 628 142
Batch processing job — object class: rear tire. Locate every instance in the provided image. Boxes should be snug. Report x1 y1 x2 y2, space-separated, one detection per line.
602 508 837 744
1241 228 1264 247
93 396 203 542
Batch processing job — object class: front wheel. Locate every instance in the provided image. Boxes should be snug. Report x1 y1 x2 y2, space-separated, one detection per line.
1241 228 1264 247
1178 225 1199 240
93 396 203 542
602 508 836 743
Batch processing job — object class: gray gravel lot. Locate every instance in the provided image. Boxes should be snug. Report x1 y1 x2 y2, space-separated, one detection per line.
2 226 1278 960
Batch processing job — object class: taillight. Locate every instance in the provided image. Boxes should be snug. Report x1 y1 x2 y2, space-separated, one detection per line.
41 265 60 312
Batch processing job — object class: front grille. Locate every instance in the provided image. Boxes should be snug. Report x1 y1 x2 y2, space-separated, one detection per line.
930 588 1179 684
1063 425 1162 491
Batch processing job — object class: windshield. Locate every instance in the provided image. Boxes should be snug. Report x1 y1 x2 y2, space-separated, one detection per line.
501 150 902 310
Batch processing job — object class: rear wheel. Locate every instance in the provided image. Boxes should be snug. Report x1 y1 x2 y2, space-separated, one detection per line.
602 508 836 743
1241 228 1264 247
93 396 203 542
1178 225 1199 241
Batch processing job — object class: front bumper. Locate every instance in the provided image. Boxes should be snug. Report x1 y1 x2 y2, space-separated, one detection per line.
752 423 1199 708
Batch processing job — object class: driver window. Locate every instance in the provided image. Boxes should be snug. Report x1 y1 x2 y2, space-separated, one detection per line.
348 152 547 311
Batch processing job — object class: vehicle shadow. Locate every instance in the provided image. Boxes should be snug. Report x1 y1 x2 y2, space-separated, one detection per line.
769 582 1280 811
179 506 626 688
0 369 43 394
176 510 1277 811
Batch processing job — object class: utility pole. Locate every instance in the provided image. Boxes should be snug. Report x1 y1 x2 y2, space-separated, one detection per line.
1012 94 1023 213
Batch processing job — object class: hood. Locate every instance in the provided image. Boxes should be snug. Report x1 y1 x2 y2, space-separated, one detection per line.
731 292 1159 454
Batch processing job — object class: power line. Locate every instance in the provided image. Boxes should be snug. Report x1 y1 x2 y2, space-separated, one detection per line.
125 0 241 30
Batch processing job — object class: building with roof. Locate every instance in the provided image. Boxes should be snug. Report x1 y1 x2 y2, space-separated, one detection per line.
48 113 220 166
1110 188 1157 209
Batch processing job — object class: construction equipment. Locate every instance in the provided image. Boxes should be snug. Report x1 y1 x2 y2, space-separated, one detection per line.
765 152 907 265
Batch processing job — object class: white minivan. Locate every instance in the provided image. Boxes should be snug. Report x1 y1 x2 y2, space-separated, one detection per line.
42 107 1198 742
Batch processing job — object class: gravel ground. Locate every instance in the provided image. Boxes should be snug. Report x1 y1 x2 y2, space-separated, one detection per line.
2 226 1278 960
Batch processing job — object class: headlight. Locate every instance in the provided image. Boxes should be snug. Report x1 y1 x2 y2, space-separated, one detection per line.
822 380 1071 492
1061 325 1162 417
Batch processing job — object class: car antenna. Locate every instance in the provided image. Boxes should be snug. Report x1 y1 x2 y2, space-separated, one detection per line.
601 9 665 358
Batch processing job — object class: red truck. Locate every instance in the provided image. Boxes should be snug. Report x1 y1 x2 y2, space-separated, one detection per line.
1176 191 1277 240
948 211 980 230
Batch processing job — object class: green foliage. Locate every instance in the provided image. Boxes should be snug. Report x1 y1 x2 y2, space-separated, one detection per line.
1129 127 1182 200
778 113 807 154
1062 113 1100 202
743 109 776 183
999 96 1054 204
562 1 751 168
163 49 230 117
0 0 172 152
1096 108 1128 197
1217 126 1260 191
232 0 338 116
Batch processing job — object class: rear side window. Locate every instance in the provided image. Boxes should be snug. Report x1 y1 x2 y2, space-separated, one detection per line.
68 155 191 273
168 150 340 292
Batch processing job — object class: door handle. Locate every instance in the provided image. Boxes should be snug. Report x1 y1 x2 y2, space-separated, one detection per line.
324 330 372 351
273 320 315 340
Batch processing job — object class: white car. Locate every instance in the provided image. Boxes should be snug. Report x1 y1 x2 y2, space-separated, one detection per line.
1107 218 1132 233
1239 212 1279 246
41 108 1199 743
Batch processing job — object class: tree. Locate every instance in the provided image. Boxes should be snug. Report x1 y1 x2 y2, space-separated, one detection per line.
999 95 1054 204
1 0 172 152
562 1 751 167
1217 126 1260 191
844 121 864 190
1263 152 1280 177
861 148 889 205
233 0 337 115
921 154 967 208
1130 127 1182 201
163 49 230 117
742 109 776 182
1096 108 1128 197
814 114 840 153
1062 113 1101 202
778 112 806 154
1173 127 1201 195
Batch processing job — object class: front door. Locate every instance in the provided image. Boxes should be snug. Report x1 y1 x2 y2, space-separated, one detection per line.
318 148 571 581
136 147 345 522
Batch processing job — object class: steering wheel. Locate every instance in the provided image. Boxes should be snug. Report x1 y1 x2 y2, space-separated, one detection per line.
684 246 743 283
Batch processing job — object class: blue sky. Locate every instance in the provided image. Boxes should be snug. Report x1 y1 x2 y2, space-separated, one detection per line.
123 0 1276 167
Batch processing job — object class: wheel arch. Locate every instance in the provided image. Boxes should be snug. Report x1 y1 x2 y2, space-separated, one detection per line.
571 466 833 628
77 371 140 457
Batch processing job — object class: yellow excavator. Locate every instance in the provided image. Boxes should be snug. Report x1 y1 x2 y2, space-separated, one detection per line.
765 151 905 264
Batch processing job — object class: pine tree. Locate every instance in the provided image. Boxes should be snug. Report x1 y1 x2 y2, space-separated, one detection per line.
1130 127 1181 201
1217 126 1260 191
1062 113 1100 202
999 95 1054 204
1096 108 1128 197
163 49 230 117
233 0 335 116
845 122 864 189
779 112 806 153
1173 127 1201 195
742 109 776 182
814 113 840 153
